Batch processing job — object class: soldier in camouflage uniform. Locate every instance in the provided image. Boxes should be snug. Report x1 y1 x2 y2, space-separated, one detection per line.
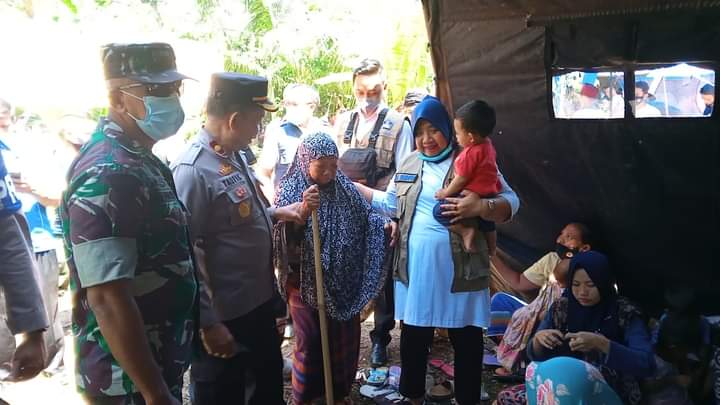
60 43 197 405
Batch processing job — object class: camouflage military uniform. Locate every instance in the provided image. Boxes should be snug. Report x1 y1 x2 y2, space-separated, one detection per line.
61 119 197 402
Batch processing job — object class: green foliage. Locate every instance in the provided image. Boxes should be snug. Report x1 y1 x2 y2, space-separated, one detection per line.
86 107 108 122
60 0 78 14
383 19 433 108
195 0 217 21
246 0 273 36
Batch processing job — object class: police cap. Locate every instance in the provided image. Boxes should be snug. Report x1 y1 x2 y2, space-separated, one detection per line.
208 72 278 112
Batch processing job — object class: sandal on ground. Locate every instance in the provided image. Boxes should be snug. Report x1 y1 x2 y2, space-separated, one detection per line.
360 383 396 399
368 367 389 386
492 366 524 382
428 359 454 379
373 391 417 404
425 380 454 401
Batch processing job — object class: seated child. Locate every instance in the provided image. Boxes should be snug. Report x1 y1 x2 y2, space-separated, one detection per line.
434 99 501 254
645 306 715 404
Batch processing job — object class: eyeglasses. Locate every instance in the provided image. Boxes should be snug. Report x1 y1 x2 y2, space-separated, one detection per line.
119 81 183 97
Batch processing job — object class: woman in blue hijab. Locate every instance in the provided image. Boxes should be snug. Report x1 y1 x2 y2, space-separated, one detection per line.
497 251 655 405
355 96 501 405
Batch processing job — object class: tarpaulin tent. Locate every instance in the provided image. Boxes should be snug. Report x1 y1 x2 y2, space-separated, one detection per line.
421 0 720 314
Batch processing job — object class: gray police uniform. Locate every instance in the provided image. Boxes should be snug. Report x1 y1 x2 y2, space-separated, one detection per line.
171 128 275 328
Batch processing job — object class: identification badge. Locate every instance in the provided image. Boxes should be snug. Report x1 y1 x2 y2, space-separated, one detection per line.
394 173 418 183
238 201 252 218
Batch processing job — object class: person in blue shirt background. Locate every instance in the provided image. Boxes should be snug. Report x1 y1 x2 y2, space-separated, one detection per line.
0 98 65 372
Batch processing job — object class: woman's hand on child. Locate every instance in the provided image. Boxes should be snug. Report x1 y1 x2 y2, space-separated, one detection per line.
440 190 483 222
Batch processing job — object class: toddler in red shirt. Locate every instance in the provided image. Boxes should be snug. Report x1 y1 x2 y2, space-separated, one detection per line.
434 99 501 254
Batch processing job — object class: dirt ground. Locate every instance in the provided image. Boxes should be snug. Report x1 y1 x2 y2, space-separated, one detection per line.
0 291 511 404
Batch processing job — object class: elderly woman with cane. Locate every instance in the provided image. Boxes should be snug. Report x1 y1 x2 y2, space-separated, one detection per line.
273 133 395 405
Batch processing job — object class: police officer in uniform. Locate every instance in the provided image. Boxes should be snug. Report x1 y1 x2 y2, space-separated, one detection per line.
333 58 414 366
172 72 318 405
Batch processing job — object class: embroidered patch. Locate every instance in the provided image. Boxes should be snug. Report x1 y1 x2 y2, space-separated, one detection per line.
394 173 418 183
238 201 252 218
218 163 234 176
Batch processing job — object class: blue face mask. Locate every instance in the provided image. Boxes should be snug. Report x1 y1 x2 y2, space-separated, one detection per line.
122 92 185 141
358 97 381 113
418 144 453 162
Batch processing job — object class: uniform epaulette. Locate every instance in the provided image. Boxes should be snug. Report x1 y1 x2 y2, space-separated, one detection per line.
175 143 203 167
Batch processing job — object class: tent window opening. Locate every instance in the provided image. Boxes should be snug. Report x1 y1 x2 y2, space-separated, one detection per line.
552 71 625 119
634 63 715 118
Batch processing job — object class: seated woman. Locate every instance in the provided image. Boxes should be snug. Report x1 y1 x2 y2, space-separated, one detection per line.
493 223 593 376
356 96 520 405
496 250 656 405
273 133 390 405
489 222 593 338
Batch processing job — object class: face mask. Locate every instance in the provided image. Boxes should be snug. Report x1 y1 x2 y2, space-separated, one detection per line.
123 92 185 141
358 97 381 113
284 108 311 128
555 243 580 260
418 144 453 163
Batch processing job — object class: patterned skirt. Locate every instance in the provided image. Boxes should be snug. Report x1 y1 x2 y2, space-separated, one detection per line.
287 284 360 404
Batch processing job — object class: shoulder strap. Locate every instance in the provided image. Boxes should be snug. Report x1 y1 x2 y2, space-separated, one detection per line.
368 108 389 149
343 112 359 144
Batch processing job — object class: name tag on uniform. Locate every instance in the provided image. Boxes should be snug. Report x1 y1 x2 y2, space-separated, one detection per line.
394 173 417 183
219 173 243 188
381 119 394 132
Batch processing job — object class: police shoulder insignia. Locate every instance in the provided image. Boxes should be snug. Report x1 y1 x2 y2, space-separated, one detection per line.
394 173 418 183
219 162 234 176
238 201 252 218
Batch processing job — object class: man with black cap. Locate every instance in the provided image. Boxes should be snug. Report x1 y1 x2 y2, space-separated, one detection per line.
61 43 197 405
172 72 317 404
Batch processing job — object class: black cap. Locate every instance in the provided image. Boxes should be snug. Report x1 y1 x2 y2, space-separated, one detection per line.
208 72 278 112
700 83 715 95
102 42 190 84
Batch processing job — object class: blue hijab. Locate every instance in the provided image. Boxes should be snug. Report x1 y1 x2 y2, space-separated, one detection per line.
411 96 455 162
273 133 387 321
565 251 621 340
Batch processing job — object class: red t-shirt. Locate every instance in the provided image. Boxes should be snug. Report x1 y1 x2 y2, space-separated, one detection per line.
454 140 501 196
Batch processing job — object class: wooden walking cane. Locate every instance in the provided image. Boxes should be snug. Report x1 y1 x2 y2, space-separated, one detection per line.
311 209 334 405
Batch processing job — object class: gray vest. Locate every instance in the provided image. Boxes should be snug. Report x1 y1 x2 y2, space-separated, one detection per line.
393 151 490 293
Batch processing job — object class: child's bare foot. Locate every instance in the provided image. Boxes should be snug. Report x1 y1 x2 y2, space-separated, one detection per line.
485 230 497 257
435 189 448 200
449 223 477 252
